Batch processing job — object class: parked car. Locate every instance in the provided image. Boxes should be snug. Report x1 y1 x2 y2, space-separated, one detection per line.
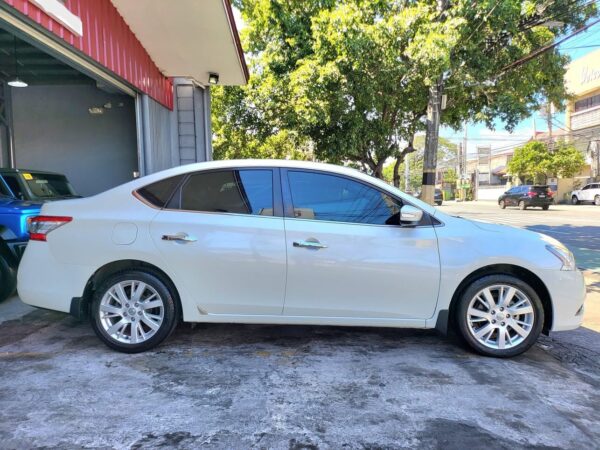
0 168 79 202
0 169 79 302
570 182 600 206
498 185 554 210
414 188 443 206
18 160 584 357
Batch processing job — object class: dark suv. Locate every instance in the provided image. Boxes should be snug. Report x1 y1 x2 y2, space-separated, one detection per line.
498 185 554 210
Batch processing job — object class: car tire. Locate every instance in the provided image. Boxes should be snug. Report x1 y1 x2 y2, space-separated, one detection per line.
435 201 442 206
0 255 17 302
595 195 600 206
542 205 550 210
499 200 506 209
455 274 544 357
571 196 579 205
518 200 526 210
90 270 179 353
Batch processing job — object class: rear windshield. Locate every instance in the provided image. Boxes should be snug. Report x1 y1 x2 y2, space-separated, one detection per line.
22 173 78 199
530 185 549 193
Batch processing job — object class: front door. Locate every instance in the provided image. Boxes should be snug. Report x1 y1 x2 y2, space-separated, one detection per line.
281 170 440 320
150 168 287 315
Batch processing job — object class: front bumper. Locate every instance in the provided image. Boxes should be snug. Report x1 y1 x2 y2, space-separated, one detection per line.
539 269 586 332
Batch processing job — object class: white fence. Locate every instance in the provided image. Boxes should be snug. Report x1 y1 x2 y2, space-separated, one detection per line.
476 186 506 201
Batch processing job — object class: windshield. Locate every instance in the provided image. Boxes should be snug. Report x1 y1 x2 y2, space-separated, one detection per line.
22 173 78 199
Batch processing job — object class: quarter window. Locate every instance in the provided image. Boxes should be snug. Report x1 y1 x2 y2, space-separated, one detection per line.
287 171 402 225
173 170 273 216
137 175 184 208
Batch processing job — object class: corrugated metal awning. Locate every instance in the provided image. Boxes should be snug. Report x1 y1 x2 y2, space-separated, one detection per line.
110 0 248 86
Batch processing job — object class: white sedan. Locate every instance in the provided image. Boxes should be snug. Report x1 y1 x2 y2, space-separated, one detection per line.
18 160 585 357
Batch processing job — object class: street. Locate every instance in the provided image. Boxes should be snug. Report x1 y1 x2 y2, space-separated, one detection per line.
0 201 599 449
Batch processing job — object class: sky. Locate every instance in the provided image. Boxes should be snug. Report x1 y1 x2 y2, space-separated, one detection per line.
441 23 600 157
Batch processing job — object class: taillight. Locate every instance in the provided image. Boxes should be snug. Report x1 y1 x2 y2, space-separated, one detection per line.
28 216 72 241
547 189 554 197
527 191 536 198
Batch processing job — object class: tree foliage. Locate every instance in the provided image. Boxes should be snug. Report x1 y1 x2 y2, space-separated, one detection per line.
507 141 586 183
213 0 597 179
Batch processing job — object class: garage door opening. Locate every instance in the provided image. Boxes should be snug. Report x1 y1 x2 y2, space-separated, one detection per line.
0 28 138 197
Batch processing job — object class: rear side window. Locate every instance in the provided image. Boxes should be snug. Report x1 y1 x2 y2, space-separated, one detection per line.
287 171 402 225
2 175 25 200
136 175 184 208
170 169 273 216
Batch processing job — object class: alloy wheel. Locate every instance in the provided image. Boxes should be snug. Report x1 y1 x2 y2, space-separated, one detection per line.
466 284 535 350
99 280 165 344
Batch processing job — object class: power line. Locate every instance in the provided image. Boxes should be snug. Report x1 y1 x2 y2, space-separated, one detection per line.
499 16 600 75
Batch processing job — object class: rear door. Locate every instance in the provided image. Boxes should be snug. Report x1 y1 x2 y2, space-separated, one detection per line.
281 169 440 320
581 184 592 201
149 168 287 315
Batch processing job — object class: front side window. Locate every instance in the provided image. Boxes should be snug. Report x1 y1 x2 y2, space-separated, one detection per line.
583 185 591 190
287 171 401 225
172 169 273 216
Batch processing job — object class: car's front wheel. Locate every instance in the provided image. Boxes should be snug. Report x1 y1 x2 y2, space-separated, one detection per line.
595 195 600 206
571 195 579 205
91 270 179 353
456 274 544 357
518 200 526 210
499 200 506 209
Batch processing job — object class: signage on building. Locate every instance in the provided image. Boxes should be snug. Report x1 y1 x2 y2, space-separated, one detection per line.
581 66 600 85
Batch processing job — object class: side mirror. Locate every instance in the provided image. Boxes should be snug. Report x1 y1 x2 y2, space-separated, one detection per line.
400 205 423 225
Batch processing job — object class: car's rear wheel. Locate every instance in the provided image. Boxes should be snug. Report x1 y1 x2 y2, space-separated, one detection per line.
571 196 579 205
595 195 600 206
456 274 544 357
499 200 506 209
542 205 550 210
0 255 17 302
518 200 526 210
91 270 178 353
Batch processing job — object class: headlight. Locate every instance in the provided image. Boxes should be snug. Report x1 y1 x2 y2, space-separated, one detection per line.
545 244 576 271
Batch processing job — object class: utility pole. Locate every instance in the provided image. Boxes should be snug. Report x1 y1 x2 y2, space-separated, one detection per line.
546 102 553 151
421 0 447 205
404 154 410 192
422 75 444 204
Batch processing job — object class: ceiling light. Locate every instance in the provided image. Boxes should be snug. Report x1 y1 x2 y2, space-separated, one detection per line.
8 77 28 88
208 73 219 85
9 36 27 88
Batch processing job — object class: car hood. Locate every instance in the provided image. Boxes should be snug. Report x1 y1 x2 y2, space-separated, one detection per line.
462 216 565 248
0 198 42 214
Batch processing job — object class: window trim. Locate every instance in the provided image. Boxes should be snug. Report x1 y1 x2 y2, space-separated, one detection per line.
280 168 437 228
135 167 284 218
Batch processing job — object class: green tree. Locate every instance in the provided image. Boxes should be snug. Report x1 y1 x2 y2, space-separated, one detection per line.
546 142 587 179
213 0 596 185
507 141 551 184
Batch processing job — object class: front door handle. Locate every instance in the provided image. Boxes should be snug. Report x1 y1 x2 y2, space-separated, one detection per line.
293 239 328 249
162 233 197 243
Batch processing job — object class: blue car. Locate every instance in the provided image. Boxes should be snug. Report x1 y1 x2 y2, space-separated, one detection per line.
0 169 78 302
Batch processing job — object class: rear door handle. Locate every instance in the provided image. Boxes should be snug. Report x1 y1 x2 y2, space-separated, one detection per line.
293 239 328 249
162 233 197 243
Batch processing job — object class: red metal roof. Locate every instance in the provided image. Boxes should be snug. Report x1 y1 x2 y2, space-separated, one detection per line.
3 0 173 109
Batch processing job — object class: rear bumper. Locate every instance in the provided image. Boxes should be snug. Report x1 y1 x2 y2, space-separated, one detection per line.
17 242 93 314
538 269 586 332
524 198 553 206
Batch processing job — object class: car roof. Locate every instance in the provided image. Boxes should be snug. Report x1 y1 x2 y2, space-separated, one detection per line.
0 168 65 176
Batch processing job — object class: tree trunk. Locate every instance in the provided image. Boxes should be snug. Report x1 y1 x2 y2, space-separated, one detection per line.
422 76 444 204
393 157 401 188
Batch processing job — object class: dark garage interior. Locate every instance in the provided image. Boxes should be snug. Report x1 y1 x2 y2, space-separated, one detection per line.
0 27 138 196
